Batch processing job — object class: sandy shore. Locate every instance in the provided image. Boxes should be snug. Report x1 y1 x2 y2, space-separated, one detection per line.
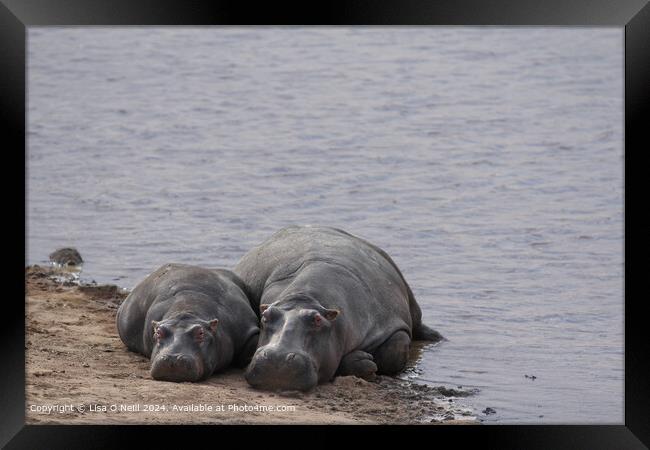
25 265 477 425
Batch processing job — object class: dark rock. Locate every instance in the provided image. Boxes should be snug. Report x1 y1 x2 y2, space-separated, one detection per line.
49 248 83 266
482 407 496 415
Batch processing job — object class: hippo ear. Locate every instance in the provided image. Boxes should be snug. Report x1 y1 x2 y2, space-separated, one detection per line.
260 304 270 314
323 309 340 321
208 319 219 333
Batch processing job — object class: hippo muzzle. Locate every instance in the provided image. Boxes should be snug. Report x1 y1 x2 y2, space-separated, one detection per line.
245 347 318 391
150 352 204 382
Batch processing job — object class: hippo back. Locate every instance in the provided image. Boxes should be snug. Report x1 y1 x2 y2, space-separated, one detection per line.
238 227 395 298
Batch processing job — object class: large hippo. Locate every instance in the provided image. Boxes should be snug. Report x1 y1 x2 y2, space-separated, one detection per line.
116 263 259 382
234 225 443 391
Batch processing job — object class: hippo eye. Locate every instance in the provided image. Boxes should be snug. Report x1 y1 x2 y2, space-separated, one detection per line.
193 327 205 343
261 309 274 325
154 327 166 341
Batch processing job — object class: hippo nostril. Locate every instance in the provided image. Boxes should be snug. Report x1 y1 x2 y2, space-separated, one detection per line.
286 353 296 362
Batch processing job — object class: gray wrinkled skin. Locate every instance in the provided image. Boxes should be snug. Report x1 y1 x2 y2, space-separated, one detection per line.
234 226 443 391
116 264 259 382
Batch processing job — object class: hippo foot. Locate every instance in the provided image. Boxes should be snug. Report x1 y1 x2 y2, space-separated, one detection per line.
337 350 378 381
373 330 410 375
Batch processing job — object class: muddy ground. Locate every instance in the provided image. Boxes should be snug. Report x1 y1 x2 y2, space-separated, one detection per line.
25 265 477 425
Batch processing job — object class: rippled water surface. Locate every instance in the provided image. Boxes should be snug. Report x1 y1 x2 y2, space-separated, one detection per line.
27 28 624 423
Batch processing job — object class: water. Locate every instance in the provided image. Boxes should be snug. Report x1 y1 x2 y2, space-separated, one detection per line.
27 27 624 423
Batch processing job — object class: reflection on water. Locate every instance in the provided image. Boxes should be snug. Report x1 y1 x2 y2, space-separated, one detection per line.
27 28 623 423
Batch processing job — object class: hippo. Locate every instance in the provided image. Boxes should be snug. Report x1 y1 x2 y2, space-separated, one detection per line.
234 225 443 391
116 263 259 382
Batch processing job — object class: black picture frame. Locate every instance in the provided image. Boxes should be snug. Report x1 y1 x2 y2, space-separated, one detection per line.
2 0 648 448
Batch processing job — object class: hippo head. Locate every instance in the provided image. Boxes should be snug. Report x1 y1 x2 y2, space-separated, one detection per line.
149 313 220 382
245 295 340 391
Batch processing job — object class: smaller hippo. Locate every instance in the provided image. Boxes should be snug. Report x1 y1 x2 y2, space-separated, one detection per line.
49 248 83 266
116 263 259 382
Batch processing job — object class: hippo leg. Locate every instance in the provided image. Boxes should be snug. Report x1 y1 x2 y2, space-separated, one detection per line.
372 330 410 375
234 332 260 368
337 350 378 380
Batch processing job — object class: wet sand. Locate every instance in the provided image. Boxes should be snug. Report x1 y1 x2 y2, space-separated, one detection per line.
25 265 476 425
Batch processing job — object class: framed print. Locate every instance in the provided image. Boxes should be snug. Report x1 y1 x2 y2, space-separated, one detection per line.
1 0 648 448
